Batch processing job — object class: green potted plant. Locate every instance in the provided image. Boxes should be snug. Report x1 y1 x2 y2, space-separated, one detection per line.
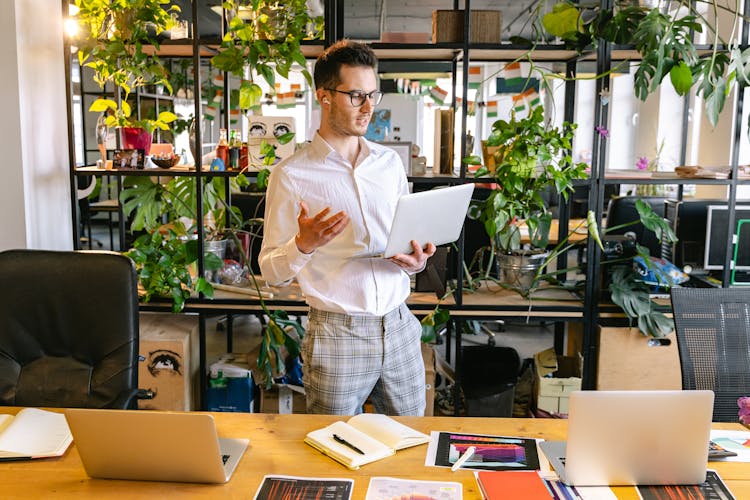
74 0 180 153
464 105 678 337
120 175 239 312
209 0 324 110
464 106 589 290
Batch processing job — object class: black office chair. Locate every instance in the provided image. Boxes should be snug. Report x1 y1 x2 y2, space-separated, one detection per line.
460 345 520 417
606 196 668 257
230 191 266 274
0 249 140 409
671 287 750 422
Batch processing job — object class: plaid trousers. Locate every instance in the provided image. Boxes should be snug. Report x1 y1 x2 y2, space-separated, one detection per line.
302 303 426 416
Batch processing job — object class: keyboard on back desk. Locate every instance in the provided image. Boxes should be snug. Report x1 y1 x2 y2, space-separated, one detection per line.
681 275 716 288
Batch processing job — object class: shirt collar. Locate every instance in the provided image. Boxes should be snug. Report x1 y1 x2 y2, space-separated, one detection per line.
310 132 374 165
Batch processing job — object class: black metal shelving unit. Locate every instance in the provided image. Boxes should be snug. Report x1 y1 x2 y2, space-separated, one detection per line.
65 0 750 409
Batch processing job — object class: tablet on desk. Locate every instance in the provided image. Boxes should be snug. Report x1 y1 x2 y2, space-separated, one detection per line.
357 183 475 259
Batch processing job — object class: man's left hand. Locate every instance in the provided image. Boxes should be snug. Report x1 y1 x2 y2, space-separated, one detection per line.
388 241 436 273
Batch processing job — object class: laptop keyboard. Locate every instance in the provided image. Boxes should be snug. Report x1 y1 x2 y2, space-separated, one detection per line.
222 454 230 465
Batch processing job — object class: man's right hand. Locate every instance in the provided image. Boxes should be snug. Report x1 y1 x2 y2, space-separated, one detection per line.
295 201 349 254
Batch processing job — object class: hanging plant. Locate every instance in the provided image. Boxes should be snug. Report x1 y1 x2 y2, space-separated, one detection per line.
539 1 750 128
75 0 179 94
209 0 324 110
74 0 180 130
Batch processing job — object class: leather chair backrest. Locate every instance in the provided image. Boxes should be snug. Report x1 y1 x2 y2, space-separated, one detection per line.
0 250 139 408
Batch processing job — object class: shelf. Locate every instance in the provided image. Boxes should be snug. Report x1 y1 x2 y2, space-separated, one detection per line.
141 39 326 59
76 166 245 178
136 92 174 100
67 3 750 402
138 278 599 319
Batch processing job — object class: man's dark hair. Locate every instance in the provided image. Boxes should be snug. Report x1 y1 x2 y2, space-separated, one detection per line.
313 40 378 90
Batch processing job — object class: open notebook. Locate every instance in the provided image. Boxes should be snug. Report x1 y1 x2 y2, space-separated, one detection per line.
305 413 429 470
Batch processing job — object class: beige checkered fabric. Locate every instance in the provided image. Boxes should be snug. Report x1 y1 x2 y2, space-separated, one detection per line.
302 303 426 416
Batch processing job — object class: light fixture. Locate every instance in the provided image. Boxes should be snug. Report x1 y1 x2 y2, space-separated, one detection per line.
65 18 79 38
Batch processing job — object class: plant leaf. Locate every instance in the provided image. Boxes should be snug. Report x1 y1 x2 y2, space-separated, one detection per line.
669 60 693 95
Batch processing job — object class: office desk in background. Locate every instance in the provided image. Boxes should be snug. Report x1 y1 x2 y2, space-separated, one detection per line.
1 409 750 499
519 218 589 245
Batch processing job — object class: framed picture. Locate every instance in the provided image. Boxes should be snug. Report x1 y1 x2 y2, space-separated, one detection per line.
113 148 144 169
246 116 296 170
378 141 412 175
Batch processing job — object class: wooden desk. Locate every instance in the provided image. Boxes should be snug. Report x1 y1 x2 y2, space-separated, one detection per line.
519 218 589 245
1 410 749 499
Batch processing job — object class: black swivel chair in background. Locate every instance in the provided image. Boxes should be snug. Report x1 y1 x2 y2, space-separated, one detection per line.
230 191 266 274
605 196 668 257
671 287 750 422
0 249 140 409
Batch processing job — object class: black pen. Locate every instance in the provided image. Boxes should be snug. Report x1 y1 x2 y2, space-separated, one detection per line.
0 456 32 462
332 434 365 455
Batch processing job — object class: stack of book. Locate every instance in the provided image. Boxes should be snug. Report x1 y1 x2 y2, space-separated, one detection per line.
675 165 731 179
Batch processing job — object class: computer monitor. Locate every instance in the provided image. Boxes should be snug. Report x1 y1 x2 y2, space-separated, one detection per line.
704 205 750 271
662 199 724 268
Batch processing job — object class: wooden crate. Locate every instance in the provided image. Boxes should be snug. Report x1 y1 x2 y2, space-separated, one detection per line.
138 312 199 411
432 10 502 44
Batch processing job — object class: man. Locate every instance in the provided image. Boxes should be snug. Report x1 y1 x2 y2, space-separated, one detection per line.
259 40 435 415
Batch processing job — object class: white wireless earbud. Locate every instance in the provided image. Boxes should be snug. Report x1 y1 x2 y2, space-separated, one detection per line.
323 98 330 104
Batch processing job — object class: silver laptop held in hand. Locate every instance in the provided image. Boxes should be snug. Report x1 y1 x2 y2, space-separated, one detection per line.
540 390 714 486
357 183 475 259
65 409 249 483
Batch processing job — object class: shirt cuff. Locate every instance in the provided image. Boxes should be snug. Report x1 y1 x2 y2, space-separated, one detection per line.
406 261 427 276
283 236 314 273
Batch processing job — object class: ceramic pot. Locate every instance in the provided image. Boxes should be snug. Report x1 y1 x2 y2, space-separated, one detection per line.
121 127 152 156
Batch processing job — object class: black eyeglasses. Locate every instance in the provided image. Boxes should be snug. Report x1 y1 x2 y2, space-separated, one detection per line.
325 88 384 107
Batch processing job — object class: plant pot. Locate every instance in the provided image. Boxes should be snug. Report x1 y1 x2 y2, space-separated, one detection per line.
498 250 548 290
481 140 502 173
121 127 153 156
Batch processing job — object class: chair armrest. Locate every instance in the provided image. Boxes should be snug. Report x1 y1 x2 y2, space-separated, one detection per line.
111 389 141 409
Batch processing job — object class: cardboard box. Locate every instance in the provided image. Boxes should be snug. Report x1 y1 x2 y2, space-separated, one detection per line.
243 342 305 413
596 327 681 390
432 10 502 44
138 312 199 411
260 384 307 414
206 353 255 413
422 343 436 416
534 348 581 414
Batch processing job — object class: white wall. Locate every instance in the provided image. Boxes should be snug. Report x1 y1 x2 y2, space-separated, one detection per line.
0 0 71 250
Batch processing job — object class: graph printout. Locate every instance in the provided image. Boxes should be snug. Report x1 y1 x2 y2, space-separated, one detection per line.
253 475 354 500
426 431 540 471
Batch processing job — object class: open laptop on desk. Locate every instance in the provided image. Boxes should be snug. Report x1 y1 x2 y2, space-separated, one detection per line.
65 409 248 483
540 390 714 486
